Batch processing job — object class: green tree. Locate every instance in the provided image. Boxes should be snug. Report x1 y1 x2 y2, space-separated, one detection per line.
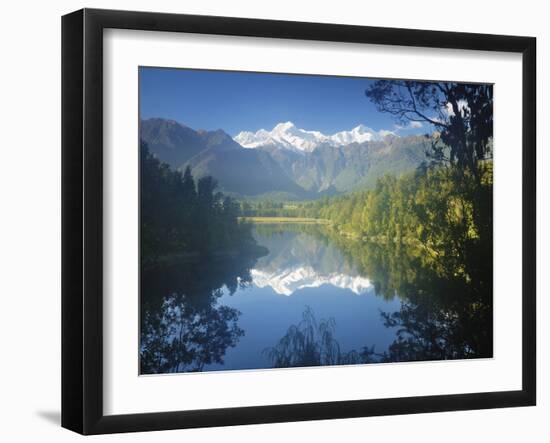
140 140 261 265
366 80 493 177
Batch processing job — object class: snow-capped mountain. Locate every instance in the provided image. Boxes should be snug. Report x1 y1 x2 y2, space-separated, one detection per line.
331 125 395 146
141 118 429 198
250 266 372 296
234 121 396 153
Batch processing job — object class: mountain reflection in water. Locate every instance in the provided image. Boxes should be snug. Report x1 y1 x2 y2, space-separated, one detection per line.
249 225 373 296
140 223 492 374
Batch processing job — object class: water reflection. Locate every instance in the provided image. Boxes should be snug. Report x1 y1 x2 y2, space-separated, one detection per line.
329 229 493 362
250 224 372 295
140 223 492 374
140 255 255 374
264 305 378 368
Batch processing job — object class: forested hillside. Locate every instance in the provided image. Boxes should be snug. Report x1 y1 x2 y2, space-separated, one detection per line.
140 141 263 266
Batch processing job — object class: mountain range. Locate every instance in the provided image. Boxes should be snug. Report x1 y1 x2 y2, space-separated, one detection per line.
234 121 395 152
140 118 430 200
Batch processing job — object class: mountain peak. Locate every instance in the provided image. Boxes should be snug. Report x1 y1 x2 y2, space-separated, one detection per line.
234 122 397 152
352 124 369 133
273 121 296 132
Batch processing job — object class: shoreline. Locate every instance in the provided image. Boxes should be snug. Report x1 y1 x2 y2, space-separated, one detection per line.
239 216 331 224
142 243 269 271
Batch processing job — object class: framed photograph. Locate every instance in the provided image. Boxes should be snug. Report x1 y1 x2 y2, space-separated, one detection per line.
62 8 536 435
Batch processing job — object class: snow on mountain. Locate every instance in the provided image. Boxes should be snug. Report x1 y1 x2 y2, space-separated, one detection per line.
250 266 373 296
330 124 395 145
234 121 396 153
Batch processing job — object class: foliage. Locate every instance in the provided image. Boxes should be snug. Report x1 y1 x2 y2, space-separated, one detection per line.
321 163 491 242
140 140 259 264
366 80 493 177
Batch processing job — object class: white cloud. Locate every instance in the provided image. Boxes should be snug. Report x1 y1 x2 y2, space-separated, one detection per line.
393 121 423 131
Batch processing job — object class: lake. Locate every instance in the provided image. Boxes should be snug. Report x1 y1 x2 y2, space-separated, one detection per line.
140 223 492 374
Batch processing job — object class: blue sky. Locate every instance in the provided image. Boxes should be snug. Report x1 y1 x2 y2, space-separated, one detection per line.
139 67 426 137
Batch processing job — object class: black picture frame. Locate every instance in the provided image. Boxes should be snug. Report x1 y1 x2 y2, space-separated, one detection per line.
62 8 536 435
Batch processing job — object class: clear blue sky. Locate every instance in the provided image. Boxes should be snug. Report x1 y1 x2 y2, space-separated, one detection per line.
139 67 426 137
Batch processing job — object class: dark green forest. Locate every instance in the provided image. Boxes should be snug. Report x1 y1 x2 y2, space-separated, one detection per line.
140 141 264 266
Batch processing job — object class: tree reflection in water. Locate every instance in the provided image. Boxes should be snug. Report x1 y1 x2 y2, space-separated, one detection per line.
140 254 256 374
142 221 492 373
265 225 492 366
342 233 493 362
264 306 377 367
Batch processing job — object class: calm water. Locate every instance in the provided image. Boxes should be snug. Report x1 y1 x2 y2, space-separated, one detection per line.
204 226 400 371
140 223 492 374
